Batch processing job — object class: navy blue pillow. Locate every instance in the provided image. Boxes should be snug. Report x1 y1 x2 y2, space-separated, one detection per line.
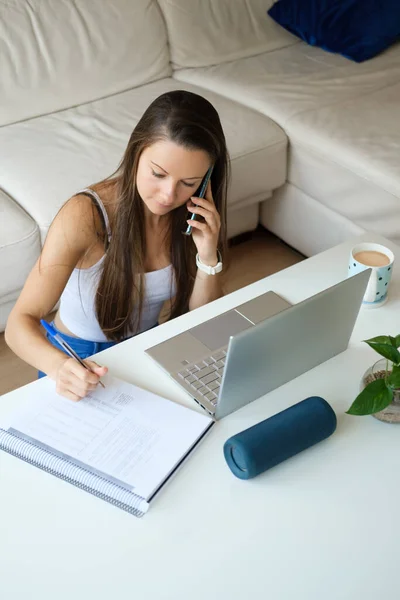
268 0 400 62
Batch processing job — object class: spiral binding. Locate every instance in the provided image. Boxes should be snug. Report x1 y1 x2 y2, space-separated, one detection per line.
0 428 149 518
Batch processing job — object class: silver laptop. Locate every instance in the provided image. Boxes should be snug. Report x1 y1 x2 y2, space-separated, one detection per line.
146 269 371 419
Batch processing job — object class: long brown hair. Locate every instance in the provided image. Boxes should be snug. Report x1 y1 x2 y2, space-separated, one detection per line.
96 90 230 341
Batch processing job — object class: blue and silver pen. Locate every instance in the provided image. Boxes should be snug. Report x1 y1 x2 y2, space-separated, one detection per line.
40 319 105 388
182 165 214 236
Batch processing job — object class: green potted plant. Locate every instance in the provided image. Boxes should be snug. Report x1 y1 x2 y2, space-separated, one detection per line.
347 335 400 423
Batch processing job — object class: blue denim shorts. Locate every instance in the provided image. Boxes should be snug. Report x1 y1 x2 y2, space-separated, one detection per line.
38 321 118 378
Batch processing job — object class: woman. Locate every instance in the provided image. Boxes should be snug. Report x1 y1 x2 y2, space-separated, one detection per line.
5 90 230 401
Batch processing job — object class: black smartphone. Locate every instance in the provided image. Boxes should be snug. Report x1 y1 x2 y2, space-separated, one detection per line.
182 165 214 236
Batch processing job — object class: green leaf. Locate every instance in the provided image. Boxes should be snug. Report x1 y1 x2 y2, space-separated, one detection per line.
392 364 400 376
387 364 400 389
364 339 400 365
346 379 393 416
395 335 400 348
365 335 393 345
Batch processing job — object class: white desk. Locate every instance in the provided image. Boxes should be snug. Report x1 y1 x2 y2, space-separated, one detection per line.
1 233 400 600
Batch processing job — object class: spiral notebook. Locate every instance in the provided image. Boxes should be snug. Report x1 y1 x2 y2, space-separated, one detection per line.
0 375 213 517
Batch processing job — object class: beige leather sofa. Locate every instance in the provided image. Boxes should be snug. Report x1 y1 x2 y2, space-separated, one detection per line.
1 0 400 331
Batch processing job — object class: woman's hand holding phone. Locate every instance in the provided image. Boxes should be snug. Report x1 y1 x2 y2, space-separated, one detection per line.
186 179 221 266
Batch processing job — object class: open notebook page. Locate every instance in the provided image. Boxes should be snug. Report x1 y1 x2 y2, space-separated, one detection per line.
1 375 213 499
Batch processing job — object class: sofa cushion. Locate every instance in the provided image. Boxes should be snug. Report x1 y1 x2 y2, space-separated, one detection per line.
285 83 400 241
157 0 298 68
0 0 171 127
268 0 400 63
175 41 400 127
0 191 41 302
0 79 287 243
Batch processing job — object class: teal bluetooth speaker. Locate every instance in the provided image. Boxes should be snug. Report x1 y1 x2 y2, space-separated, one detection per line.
223 396 337 480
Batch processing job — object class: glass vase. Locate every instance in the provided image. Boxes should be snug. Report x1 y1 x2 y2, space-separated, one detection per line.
360 358 400 423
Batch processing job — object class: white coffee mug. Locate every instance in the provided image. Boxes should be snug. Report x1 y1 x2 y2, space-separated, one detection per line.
348 242 394 308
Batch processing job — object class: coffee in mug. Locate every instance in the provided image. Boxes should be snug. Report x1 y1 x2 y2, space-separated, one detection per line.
353 251 390 267
348 242 394 308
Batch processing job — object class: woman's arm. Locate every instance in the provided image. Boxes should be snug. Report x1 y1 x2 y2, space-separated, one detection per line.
189 262 223 310
186 182 224 311
5 196 104 384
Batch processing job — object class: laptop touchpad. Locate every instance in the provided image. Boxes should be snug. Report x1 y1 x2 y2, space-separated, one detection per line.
190 311 252 351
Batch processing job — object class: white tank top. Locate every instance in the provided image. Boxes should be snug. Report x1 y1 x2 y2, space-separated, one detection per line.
58 188 176 342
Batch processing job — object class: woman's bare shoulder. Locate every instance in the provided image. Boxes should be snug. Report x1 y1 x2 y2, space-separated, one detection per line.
45 193 102 258
47 179 118 256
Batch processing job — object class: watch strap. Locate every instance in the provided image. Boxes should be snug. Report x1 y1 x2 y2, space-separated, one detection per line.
196 250 223 275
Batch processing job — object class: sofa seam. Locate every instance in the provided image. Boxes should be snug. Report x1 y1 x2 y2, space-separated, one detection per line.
0 223 40 251
232 138 287 161
153 0 174 73
171 40 300 71
0 74 172 129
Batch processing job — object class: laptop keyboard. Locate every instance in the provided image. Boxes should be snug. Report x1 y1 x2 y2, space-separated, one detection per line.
177 349 227 406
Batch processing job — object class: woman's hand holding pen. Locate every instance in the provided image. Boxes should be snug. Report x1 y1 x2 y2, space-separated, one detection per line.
186 181 220 266
54 358 108 401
